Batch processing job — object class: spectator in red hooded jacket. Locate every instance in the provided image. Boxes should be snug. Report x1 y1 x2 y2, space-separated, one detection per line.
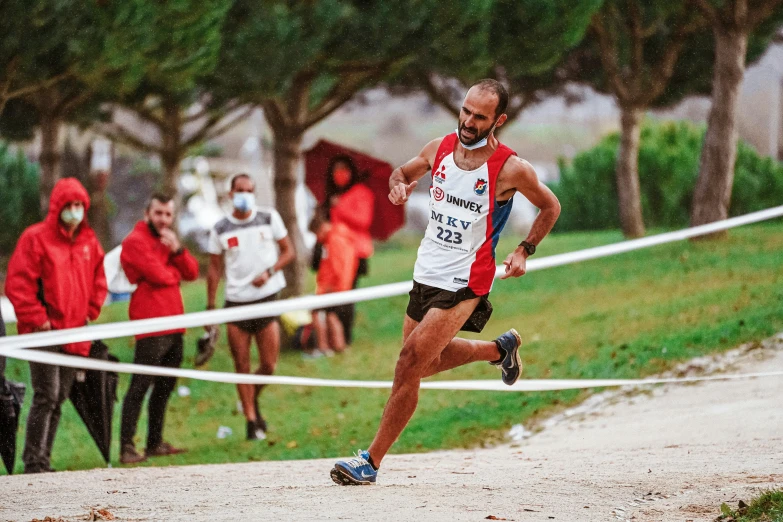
118 193 199 465
5 178 108 474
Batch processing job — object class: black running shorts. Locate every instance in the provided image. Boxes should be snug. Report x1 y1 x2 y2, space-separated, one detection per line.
405 281 493 333
225 293 280 334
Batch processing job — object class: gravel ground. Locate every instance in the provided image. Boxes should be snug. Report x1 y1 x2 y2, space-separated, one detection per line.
2 335 781 522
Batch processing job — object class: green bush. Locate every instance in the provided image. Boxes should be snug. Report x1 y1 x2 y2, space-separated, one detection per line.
0 142 41 257
552 120 783 231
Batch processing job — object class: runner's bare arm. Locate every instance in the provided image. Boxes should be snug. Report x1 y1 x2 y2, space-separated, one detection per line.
388 138 442 205
206 254 223 310
498 157 561 279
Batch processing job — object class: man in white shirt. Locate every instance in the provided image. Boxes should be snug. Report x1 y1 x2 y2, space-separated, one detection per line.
206 174 295 440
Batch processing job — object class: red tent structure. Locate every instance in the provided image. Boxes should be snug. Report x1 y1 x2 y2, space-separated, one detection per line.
304 139 404 241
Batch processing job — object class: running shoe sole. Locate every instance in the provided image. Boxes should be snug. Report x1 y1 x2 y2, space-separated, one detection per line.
505 328 523 385
330 465 375 485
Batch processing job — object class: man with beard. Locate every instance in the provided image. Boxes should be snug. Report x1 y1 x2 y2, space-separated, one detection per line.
330 79 561 485
119 193 199 464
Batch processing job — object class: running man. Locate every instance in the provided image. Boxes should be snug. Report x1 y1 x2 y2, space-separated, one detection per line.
206 173 295 440
330 79 561 485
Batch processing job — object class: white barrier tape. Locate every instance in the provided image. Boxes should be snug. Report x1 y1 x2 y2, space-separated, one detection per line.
0 205 781 355
495 204 783 277
1 345 782 391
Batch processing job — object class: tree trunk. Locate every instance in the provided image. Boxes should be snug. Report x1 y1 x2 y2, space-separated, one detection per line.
160 100 183 196
38 110 62 215
88 171 112 249
690 27 747 231
271 129 306 297
161 153 181 196
615 105 646 238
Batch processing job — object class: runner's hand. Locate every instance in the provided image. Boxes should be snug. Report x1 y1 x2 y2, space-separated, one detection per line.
388 181 418 205
252 271 270 287
34 320 52 332
500 248 527 279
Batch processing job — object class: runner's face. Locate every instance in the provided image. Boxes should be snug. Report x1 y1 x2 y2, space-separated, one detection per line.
458 88 501 146
230 175 255 196
145 199 175 233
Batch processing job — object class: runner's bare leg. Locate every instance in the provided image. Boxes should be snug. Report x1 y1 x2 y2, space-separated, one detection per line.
227 324 256 423
254 320 280 399
367 298 500 465
401 315 502 378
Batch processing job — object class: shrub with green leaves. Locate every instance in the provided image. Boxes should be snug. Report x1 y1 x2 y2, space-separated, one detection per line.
552 120 783 231
0 142 41 257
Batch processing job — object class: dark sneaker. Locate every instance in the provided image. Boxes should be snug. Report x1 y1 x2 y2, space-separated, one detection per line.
490 328 523 385
195 326 218 366
253 402 268 433
120 444 148 464
330 450 377 485
246 420 267 441
145 441 187 458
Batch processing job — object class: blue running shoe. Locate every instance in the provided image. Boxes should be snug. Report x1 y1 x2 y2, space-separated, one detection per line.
490 328 523 385
330 450 377 485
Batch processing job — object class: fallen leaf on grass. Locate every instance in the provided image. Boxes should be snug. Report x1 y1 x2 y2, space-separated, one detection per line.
286 440 298 449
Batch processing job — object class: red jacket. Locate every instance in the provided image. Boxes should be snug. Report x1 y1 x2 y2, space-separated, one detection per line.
121 220 199 340
6 178 107 356
330 183 374 259
316 223 359 295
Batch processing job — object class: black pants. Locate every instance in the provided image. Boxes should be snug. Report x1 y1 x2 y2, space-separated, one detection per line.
120 334 183 448
0 308 6 378
23 346 76 473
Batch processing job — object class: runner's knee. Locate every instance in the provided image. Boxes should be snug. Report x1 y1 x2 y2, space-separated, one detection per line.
259 360 276 375
395 342 429 379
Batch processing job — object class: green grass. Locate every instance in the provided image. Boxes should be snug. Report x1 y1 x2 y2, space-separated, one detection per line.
3 221 783 473
719 491 783 521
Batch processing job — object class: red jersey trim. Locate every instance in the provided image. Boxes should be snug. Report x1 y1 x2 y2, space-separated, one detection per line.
468 143 516 295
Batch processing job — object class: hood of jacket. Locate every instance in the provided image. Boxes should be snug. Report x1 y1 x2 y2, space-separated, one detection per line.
45 177 91 229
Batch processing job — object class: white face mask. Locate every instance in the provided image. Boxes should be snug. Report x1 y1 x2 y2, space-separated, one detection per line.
60 206 84 226
232 192 255 213
455 119 498 150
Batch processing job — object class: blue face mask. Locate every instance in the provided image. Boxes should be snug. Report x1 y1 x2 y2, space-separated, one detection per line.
233 192 255 213
60 206 84 226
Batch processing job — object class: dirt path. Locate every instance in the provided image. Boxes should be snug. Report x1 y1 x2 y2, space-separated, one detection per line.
2 335 782 522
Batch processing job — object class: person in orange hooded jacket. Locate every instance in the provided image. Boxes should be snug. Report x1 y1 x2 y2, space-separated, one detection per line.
320 155 375 345
6 178 108 473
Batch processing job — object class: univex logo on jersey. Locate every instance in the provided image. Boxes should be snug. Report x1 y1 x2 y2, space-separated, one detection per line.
474 178 488 196
433 165 446 184
227 236 239 248
446 194 483 213
433 187 445 201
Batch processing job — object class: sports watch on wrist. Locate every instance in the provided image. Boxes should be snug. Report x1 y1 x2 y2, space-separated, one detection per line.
266 267 277 277
518 240 536 256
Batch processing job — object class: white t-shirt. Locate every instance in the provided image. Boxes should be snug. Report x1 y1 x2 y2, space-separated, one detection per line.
208 207 288 302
